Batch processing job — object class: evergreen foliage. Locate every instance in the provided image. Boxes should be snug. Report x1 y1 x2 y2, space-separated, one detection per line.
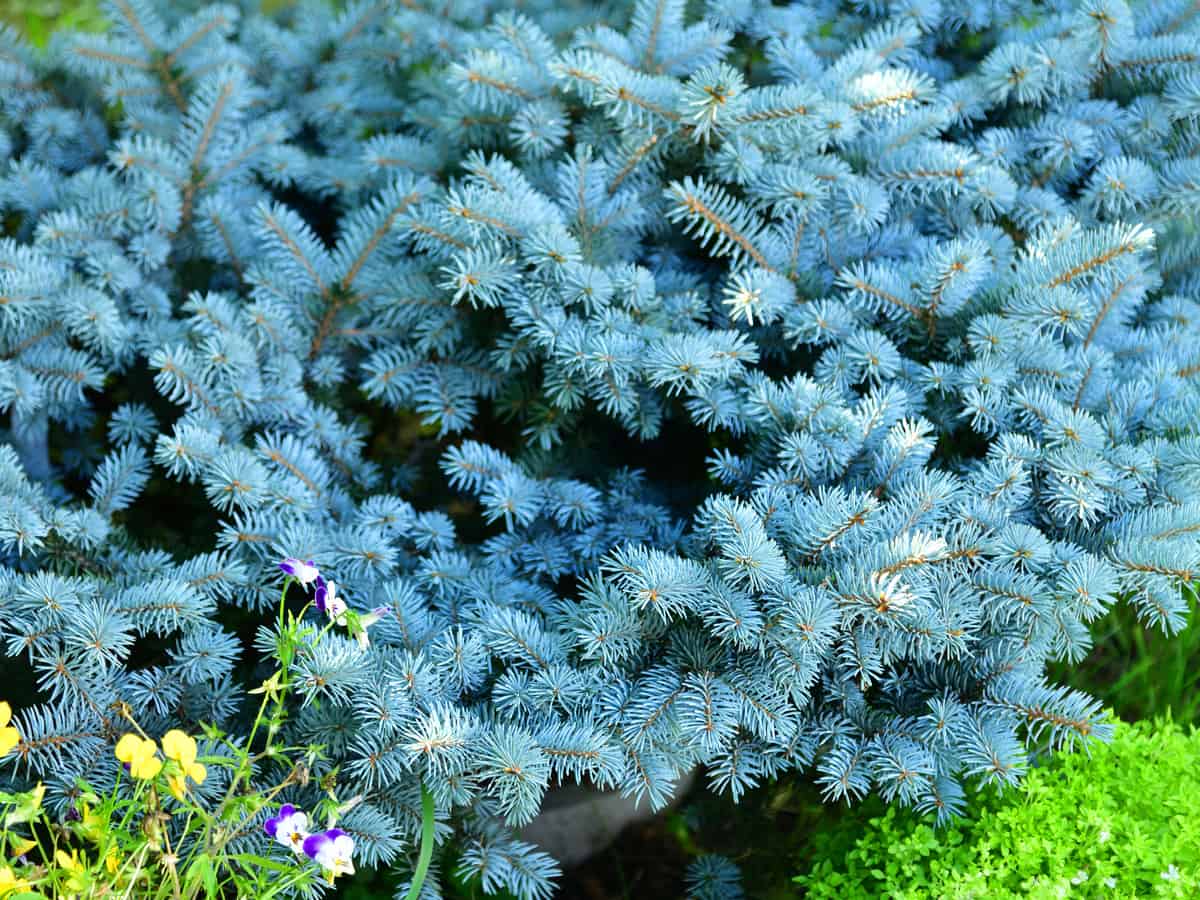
1 0 1199 896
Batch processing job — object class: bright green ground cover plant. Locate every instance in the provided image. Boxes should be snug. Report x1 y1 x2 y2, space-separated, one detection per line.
795 718 1200 899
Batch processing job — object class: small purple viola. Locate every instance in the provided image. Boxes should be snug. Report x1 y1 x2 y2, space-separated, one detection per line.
315 579 345 622
263 802 295 836
265 803 311 854
279 558 321 586
303 827 356 879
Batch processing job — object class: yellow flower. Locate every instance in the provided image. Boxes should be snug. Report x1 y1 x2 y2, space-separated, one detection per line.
114 733 143 762
161 731 206 799
104 849 121 876
0 865 31 895
54 848 88 894
0 702 20 757
161 730 197 771
114 734 162 780
132 749 162 780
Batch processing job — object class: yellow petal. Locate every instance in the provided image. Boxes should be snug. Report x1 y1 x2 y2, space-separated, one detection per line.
115 733 142 763
161 730 196 768
133 737 158 760
129 742 162 780
0 701 10 729
10 837 37 857
56 849 80 872
166 775 185 801
187 762 206 785
0 726 18 757
0 866 29 891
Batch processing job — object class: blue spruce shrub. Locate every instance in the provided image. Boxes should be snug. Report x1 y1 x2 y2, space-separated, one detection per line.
1 0 1199 895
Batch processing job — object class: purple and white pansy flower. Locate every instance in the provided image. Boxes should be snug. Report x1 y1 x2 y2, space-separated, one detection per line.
292 560 388 651
303 828 356 880
279 558 321 586
316 579 347 624
264 804 310 854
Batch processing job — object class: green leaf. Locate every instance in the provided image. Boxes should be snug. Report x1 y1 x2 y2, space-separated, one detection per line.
228 853 296 874
185 854 218 899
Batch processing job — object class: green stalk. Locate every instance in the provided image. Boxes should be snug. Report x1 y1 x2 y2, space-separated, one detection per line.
404 784 436 900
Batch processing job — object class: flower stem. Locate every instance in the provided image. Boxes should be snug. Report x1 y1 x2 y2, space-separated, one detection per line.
404 784 436 900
